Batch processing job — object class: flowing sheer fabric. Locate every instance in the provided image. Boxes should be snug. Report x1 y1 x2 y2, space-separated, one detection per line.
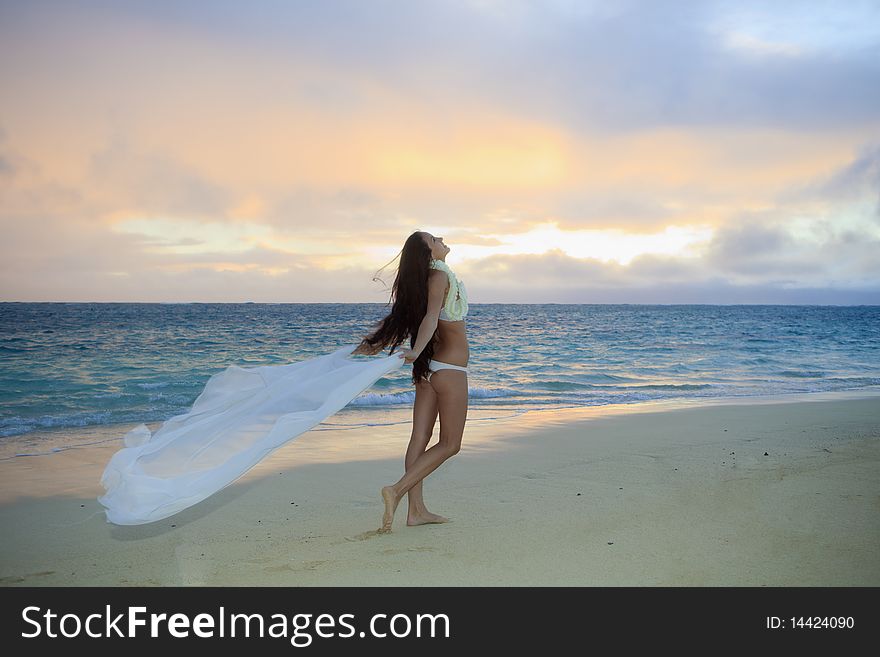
98 344 405 525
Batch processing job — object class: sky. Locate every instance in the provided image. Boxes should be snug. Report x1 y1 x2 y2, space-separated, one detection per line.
1 0 879 304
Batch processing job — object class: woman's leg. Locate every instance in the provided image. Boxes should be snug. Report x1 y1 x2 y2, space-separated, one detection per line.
406 378 446 525
381 369 468 532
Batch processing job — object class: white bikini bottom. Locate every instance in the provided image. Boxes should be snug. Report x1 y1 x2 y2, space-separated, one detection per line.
426 359 469 381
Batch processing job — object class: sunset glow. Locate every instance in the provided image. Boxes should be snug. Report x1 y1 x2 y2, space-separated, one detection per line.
1 1 878 303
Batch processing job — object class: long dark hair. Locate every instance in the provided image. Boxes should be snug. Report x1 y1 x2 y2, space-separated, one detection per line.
355 230 437 384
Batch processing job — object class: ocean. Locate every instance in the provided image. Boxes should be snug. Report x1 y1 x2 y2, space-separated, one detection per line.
1 302 878 458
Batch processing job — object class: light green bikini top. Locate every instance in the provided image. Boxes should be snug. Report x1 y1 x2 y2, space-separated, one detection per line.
429 258 469 322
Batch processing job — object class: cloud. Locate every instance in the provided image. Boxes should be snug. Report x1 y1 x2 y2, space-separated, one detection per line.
804 142 880 217
88 136 233 219
0 124 12 176
705 217 792 262
2 1 879 303
465 248 879 305
11 1 878 135
700 212 880 284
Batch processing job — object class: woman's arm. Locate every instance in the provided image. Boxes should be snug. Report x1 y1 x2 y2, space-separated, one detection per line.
410 270 447 356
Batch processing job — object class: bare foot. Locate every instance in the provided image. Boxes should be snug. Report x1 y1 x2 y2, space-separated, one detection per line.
379 486 399 533
407 510 449 527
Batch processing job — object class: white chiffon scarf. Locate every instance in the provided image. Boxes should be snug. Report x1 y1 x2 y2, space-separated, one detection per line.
98 343 405 525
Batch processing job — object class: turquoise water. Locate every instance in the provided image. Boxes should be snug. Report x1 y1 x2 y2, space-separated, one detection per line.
1 302 878 454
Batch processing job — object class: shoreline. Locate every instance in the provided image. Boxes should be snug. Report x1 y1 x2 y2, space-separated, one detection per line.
3 385 879 464
1 391 878 586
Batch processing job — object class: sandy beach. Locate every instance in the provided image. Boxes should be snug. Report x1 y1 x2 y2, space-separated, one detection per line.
1 392 878 586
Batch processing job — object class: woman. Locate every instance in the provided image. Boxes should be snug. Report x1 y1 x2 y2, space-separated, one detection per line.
353 230 469 533
98 230 466 528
